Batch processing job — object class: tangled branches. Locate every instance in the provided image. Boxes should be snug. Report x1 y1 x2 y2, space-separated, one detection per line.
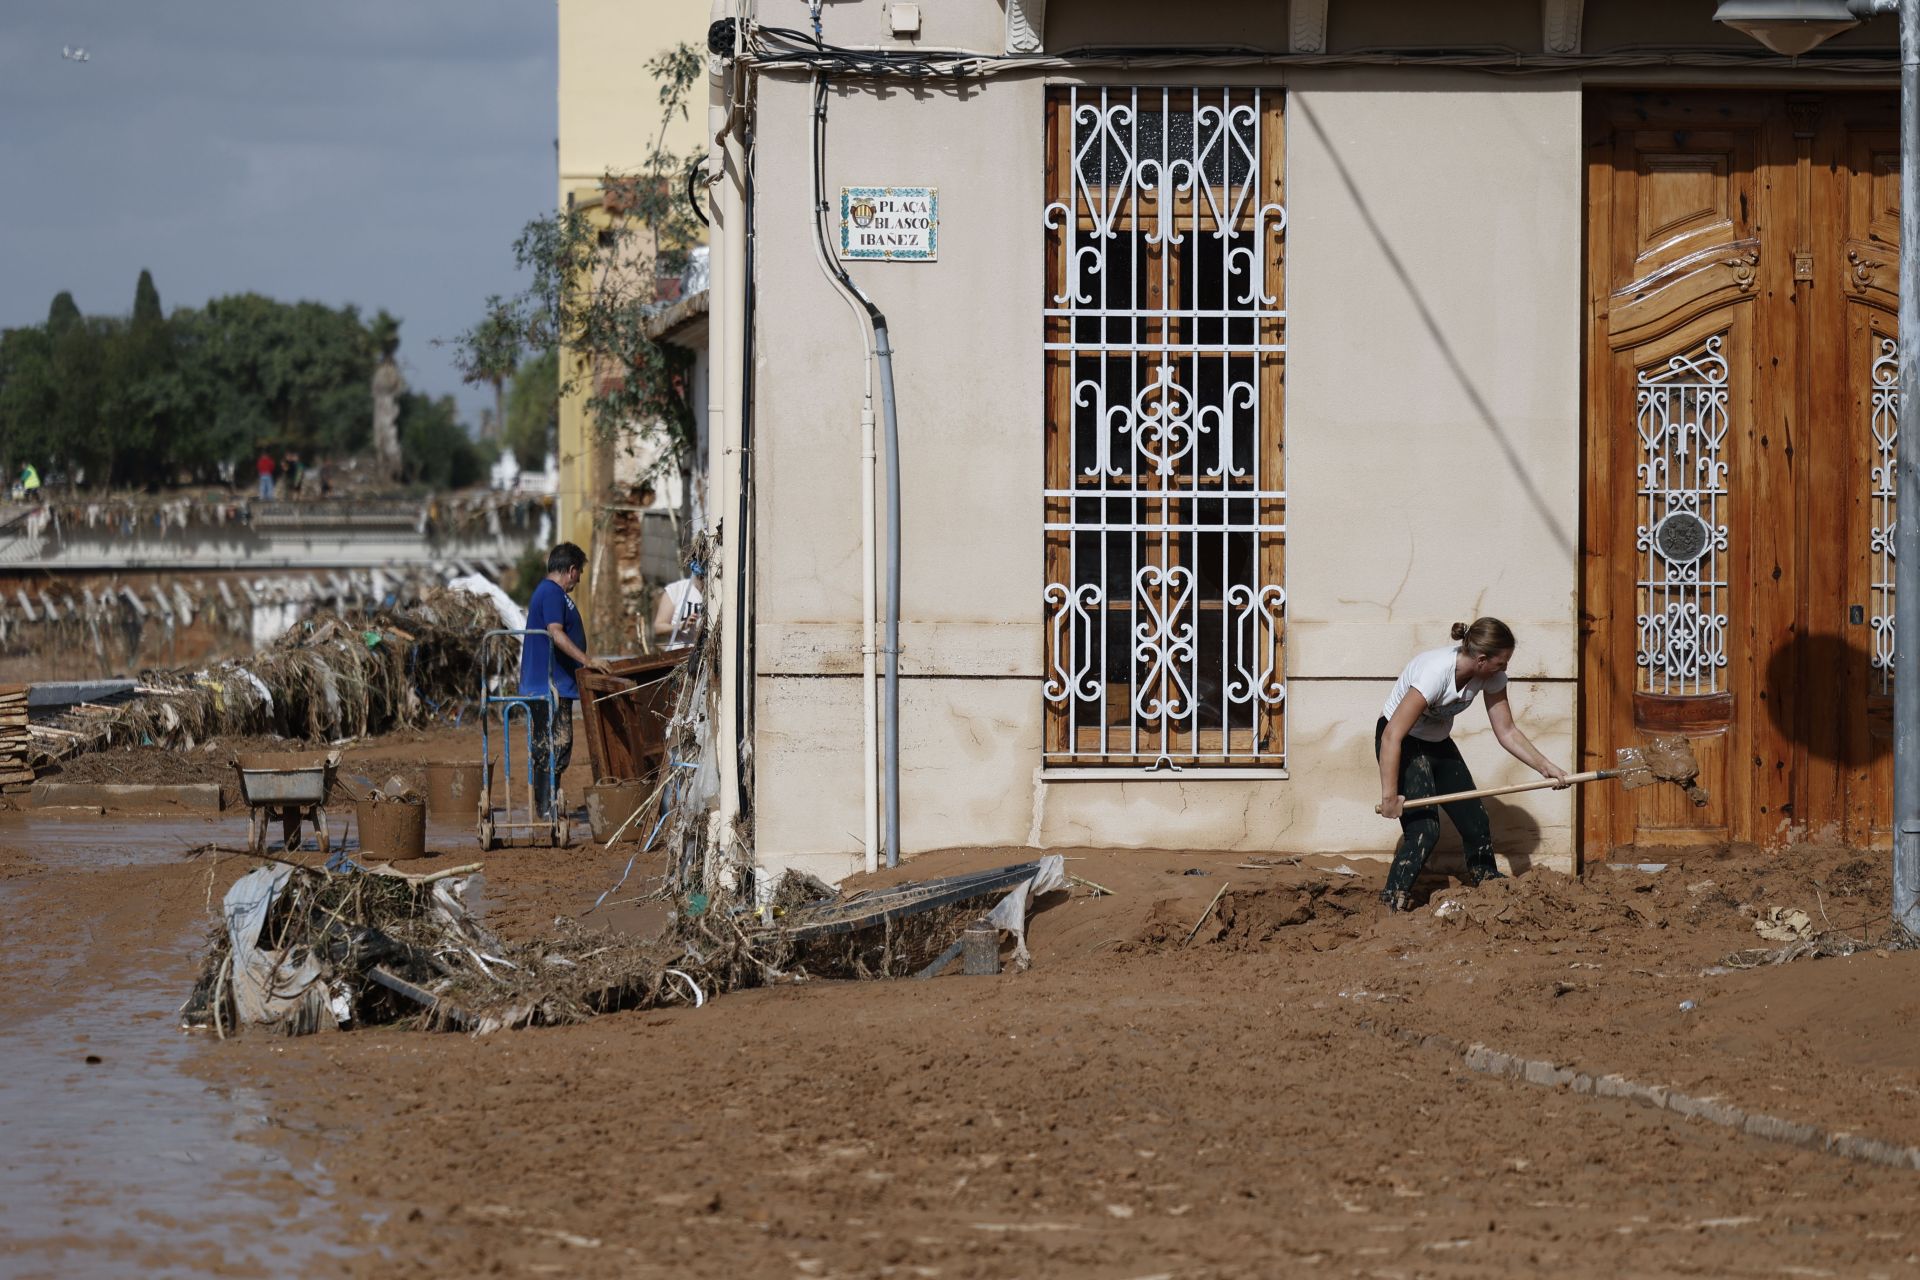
36 587 513 766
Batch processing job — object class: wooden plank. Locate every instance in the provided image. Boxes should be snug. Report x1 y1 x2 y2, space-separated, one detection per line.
1744 97 1798 841
1261 92 1287 764
1803 98 1855 838
1580 96 1619 862
1043 90 1071 760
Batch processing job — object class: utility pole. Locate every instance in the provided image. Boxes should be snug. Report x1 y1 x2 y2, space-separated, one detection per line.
1888 0 1920 933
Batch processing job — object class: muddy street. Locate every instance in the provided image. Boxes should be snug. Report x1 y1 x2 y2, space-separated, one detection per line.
3 769 1918 1279
0 819 351 1278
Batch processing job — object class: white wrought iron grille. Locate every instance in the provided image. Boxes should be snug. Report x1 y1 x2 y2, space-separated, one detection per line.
1635 336 1731 695
1871 334 1900 693
1042 87 1287 768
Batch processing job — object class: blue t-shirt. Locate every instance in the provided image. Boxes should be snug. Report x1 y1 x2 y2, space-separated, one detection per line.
519 578 586 700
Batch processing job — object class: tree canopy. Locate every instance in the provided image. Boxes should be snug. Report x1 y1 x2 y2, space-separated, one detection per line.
0 274 477 491
504 348 558 472
457 43 704 482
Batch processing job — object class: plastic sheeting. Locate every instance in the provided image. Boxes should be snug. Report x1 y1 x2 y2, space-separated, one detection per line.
984 853 1068 972
222 865 326 1032
447 573 526 634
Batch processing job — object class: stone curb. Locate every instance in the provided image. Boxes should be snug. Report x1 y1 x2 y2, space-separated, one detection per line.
1356 1018 1920 1172
29 781 223 813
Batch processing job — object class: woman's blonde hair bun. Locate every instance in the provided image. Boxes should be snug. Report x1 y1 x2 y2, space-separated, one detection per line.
1453 616 1516 657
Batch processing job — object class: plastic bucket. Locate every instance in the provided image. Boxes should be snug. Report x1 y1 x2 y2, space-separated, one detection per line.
356 798 426 859
585 780 651 844
424 762 482 821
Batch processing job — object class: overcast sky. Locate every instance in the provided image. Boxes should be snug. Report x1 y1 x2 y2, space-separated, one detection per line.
0 2 555 424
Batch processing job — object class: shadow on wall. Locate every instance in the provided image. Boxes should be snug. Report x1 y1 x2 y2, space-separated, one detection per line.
1763 632 1892 769
1418 793 1543 879
1484 796 1542 873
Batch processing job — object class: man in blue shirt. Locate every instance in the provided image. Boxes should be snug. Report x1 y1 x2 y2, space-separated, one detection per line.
520 541 596 820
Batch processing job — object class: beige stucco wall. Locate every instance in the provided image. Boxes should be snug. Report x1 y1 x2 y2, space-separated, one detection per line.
746 58 1586 886
558 0 712 187
554 0 711 608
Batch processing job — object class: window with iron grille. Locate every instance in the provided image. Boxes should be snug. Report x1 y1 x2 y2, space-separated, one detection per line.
1043 87 1287 771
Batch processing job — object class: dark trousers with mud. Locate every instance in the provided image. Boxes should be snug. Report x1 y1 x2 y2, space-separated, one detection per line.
1374 717 1499 904
528 697 574 820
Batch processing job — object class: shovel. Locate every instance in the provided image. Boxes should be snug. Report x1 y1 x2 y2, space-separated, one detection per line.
1376 735 1706 813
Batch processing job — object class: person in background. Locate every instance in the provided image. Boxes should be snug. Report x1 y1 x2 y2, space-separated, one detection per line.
256 450 276 501
282 450 304 498
18 463 40 498
652 575 703 646
519 542 597 820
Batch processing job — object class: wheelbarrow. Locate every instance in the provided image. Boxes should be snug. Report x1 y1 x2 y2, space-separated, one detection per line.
476 628 571 850
233 750 341 857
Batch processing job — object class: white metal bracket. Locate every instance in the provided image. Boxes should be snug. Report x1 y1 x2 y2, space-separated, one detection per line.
1005 0 1045 53
1289 0 1329 53
1543 0 1585 53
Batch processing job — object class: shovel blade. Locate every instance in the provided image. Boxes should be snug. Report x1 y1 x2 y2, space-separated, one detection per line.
1612 747 1656 791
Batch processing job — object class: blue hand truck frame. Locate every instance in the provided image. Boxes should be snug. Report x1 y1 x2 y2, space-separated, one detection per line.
477 627 572 850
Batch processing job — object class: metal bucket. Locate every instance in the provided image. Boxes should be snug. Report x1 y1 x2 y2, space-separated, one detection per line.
355 798 426 859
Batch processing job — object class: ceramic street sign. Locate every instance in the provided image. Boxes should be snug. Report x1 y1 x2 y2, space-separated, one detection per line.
840 186 938 261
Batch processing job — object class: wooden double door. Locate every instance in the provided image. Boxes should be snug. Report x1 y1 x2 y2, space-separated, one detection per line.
1583 91 1902 855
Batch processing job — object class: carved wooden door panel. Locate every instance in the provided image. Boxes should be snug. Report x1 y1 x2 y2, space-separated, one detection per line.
1583 92 1899 857
1811 100 1901 846
1585 95 1781 853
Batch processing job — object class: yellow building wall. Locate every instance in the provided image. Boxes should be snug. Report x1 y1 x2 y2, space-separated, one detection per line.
555 0 710 634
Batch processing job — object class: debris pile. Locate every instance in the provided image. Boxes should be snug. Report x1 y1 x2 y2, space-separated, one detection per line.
183 854 1070 1037
0 684 27 792
1720 907 1920 969
361 773 422 804
34 587 515 767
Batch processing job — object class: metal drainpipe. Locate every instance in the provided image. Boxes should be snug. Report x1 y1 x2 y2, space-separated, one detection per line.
1891 0 1920 933
808 74 903 869
707 6 748 875
875 317 902 867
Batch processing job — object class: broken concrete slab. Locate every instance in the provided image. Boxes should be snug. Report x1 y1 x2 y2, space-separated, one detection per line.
30 782 222 813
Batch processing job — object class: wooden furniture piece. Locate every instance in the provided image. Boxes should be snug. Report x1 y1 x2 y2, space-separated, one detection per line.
577 648 689 784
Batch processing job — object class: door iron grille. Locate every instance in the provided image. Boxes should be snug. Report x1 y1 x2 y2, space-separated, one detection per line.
1871 334 1900 693
1634 336 1731 695
1042 87 1287 769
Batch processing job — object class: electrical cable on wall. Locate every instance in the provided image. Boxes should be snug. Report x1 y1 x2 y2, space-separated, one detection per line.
743 22 1900 77
685 157 710 227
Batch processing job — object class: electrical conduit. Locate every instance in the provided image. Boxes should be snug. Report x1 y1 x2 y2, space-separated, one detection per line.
806 74 881 876
808 73 902 869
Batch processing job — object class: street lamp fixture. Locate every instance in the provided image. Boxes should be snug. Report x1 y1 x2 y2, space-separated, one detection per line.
1712 0 1861 54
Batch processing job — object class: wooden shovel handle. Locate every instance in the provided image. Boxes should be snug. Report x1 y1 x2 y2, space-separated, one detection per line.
1377 769 1612 814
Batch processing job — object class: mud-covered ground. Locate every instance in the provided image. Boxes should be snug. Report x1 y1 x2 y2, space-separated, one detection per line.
36 726 487 810
4 725 1919 1278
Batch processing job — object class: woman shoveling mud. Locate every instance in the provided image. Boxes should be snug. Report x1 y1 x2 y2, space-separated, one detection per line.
1375 617 1568 912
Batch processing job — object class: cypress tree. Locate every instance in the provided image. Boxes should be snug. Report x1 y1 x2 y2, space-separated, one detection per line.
132 270 162 331
46 292 80 337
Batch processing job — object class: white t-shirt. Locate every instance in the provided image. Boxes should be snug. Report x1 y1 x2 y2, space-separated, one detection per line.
1382 645 1508 742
